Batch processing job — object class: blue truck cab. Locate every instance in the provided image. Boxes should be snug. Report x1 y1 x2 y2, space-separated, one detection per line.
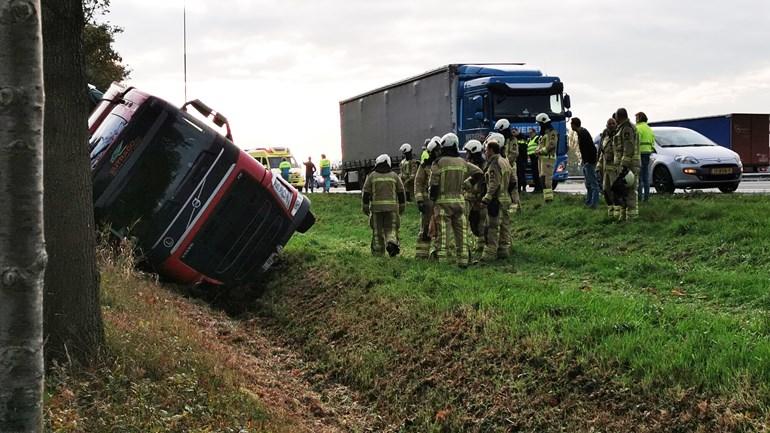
456 64 572 183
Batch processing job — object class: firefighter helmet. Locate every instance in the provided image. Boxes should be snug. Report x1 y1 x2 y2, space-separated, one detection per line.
494 119 510 132
536 113 551 123
440 133 459 150
464 139 483 154
484 132 505 146
399 143 412 154
375 154 391 167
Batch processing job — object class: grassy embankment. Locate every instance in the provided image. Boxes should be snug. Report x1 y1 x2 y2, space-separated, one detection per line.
253 192 770 431
45 245 292 433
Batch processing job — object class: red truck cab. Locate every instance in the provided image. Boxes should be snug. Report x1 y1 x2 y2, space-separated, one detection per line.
88 83 314 285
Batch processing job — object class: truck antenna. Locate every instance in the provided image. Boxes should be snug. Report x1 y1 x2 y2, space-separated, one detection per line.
183 0 188 101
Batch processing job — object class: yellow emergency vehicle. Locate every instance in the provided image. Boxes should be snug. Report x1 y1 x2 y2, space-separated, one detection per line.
247 147 305 189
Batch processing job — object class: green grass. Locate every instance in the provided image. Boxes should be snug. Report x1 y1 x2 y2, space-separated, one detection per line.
256 191 770 431
45 248 292 433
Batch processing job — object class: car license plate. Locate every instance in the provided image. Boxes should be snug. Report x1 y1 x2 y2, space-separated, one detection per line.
711 168 733 175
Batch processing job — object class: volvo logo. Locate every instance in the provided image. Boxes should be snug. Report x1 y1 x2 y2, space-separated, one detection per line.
163 237 174 248
192 198 202 209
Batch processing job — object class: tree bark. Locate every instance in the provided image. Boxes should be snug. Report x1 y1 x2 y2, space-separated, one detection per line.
41 0 104 366
0 0 47 431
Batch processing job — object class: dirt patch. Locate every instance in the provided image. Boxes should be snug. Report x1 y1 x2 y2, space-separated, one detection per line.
164 289 380 433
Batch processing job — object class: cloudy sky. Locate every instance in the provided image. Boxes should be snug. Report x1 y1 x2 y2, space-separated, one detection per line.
108 0 770 162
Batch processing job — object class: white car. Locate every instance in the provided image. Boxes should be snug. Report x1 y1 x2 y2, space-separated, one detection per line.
650 127 742 193
313 172 339 189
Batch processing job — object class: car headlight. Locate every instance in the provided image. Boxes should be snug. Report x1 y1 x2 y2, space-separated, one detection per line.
271 175 294 209
675 155 699 164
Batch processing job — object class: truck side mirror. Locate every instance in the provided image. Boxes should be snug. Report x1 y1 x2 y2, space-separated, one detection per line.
564 94 572 109
565 110 573 119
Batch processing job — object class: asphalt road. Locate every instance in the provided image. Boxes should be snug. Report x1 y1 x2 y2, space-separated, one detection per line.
555 179 770 195
321 179 770 195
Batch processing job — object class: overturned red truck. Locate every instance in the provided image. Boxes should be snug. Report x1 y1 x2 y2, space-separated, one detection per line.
88 83 314 285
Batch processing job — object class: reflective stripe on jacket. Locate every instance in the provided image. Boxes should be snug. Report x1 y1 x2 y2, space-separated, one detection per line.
363 171 404 213
430 156 481 205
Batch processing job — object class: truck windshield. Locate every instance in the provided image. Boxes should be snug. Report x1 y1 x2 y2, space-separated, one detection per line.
95 110 215 242
492 93 564 119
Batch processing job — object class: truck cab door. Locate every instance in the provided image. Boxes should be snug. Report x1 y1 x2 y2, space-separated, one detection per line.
460 93 490 144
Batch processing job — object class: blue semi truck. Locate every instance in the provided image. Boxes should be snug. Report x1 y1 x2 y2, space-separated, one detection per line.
339 64 572 190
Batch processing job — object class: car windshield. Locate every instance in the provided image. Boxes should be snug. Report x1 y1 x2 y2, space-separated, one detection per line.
492 93 564 119
655 129 716 147
268 156 298 168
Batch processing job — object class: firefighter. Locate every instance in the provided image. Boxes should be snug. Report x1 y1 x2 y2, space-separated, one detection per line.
463 139 487 263
399 143 419 202
481 133 513 261
613 108 640 220
495 119 521 212
429 133 482 267
599 117 618 219
362 154 406 256
414 137 440 259
534 113 558 203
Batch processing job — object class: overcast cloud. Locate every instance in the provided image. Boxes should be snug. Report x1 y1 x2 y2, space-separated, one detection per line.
108 0 770 161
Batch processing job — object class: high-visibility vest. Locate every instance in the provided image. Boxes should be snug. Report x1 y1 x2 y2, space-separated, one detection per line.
527 137 539 156
320 158 331 176
420 150 429 163
637 122 655 154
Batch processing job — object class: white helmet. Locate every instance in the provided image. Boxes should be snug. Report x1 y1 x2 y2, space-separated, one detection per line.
427 136 440 152
536 113 551 123
624 170 635 186
484 132 505 147
494 119 510 132
399 143 412 154
464 139 483 154
375 154 391 167
440 133 459 150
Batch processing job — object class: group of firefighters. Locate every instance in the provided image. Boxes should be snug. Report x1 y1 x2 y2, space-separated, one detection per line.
361 111 562 265
362 107 649 265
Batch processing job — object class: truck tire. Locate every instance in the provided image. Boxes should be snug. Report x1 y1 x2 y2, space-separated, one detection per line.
653 166 675 194
718 183 739 193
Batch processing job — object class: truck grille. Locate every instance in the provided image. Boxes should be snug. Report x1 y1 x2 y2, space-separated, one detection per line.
182 173 290 284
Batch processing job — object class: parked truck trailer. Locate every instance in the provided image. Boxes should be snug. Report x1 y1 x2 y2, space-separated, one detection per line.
339 64 572 190
650 114 769 172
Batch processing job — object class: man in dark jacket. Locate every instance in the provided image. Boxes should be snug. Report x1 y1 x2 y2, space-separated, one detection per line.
571 117 599 208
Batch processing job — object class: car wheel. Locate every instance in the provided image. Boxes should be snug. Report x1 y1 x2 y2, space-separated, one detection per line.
653 166 675 194
718 183 739 193
551 180 558 191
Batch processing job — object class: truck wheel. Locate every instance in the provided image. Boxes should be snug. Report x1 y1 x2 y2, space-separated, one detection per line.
653 166 675 194
718 183 739 193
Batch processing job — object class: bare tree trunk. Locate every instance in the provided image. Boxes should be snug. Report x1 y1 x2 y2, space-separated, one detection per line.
0 0 47 431
41 0 104 366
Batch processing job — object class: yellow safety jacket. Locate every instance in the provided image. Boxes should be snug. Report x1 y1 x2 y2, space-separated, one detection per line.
430 156 482 205
636 122 655 155
483 154 512 205
362 170 405 213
